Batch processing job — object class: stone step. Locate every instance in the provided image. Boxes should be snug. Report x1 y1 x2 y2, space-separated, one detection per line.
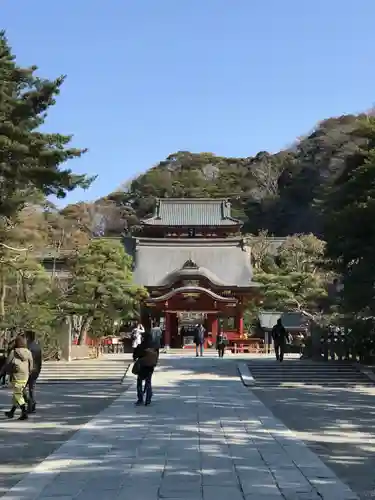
38 360 130 383
247 360 373 386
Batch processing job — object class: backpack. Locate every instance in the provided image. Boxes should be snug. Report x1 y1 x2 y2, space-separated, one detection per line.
142 348 158 368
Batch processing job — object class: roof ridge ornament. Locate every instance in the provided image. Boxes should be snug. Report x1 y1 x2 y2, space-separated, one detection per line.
182 258 199 269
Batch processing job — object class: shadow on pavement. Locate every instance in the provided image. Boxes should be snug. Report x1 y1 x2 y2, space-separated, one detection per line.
1 356 369 499
246 358 375 499
0 380 129 496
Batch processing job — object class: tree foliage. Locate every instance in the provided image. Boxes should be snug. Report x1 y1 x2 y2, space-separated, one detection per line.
251 234 328 314
0 31 93 224
61 239 147 345
322 116 375 324
3 29 375 359
0 31 95 355
86 114 373 237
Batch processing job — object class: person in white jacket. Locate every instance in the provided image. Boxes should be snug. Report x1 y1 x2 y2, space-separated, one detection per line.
131 323 144 350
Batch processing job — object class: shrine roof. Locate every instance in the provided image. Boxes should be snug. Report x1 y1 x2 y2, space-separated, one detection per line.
141 198 241 226
146 286 238 303
156 264 230 287
129 237 259 288
258 311 310 331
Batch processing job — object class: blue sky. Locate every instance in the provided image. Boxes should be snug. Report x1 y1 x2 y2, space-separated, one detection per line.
2 1 375 205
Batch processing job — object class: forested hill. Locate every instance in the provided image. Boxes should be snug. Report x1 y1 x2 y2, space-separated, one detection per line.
58 112 371 239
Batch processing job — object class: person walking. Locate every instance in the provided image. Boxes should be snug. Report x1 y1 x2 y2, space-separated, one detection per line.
216 331 228 358
24 330 42 414
0 342 8 387
194 324 205 357
133 332 158 406
1 336 15 387
0 335 33 420
150 320 162 361
271 318 288 362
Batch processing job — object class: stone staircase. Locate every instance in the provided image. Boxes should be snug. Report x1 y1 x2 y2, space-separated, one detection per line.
247 358 374 387
38 358 130 384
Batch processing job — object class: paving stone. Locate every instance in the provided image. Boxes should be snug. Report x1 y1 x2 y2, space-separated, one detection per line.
201 468 238 486
308 480 359 499
159 485 202 498
39 497 74 500
39 479 87 497
203 485 244 500
240 481 281 497
1 357 360 500
281 492 321 500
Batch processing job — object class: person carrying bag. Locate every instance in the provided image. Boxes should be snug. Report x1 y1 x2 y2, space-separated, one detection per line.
132 332 158 406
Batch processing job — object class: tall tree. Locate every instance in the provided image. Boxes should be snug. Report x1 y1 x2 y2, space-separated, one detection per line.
0 31 93 227
323 116 375 324
63 239 147 345
253 235 327 314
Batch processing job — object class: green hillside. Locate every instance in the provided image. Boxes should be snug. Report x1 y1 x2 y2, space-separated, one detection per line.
98 113 367 236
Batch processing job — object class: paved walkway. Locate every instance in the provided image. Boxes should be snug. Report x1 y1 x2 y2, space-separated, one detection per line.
2 357 358 500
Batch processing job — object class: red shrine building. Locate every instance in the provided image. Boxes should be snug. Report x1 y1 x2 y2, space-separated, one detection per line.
125 198 261 348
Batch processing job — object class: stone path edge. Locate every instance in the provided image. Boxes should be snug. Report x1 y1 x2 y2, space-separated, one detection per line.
237 362 255 386
0 380 135 500
354 363 375 383
238 358 375 386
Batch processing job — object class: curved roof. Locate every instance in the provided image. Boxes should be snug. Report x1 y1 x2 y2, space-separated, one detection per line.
146 286 238 303
131 237 256 287
156 263 230 287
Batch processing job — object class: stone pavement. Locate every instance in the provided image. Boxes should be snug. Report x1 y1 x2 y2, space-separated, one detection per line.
0 381 130 496
1 357 359 500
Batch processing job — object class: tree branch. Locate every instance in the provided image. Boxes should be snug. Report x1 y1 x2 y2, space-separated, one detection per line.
0 242 30 252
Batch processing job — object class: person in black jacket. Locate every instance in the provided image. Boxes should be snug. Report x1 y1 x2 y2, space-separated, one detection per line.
194 324 205 357
133 333 158 406
216 332 228 358
24 330 42 414
271 319 288 362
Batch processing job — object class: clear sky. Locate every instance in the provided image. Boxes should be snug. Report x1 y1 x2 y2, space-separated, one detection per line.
2 1 375 205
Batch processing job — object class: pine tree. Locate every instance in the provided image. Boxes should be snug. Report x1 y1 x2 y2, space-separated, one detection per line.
63 239 147 345
0 31 93 226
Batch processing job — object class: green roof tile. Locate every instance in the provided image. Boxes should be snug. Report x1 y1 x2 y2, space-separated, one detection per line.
142 198 241 226
258 311 309 331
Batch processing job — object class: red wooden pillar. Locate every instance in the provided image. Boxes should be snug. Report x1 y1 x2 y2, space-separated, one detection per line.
170 313 178 347
212 316 218 338
207 314 218 348
237 308 244 336
164 312 171 348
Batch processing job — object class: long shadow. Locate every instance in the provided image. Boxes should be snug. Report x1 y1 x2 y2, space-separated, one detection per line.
247 358 375 499
0 380 130 496
0 355 369 499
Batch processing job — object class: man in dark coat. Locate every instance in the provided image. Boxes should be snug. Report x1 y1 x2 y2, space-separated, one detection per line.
133 333 158 406
194 324 205 357
271 319 288 362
